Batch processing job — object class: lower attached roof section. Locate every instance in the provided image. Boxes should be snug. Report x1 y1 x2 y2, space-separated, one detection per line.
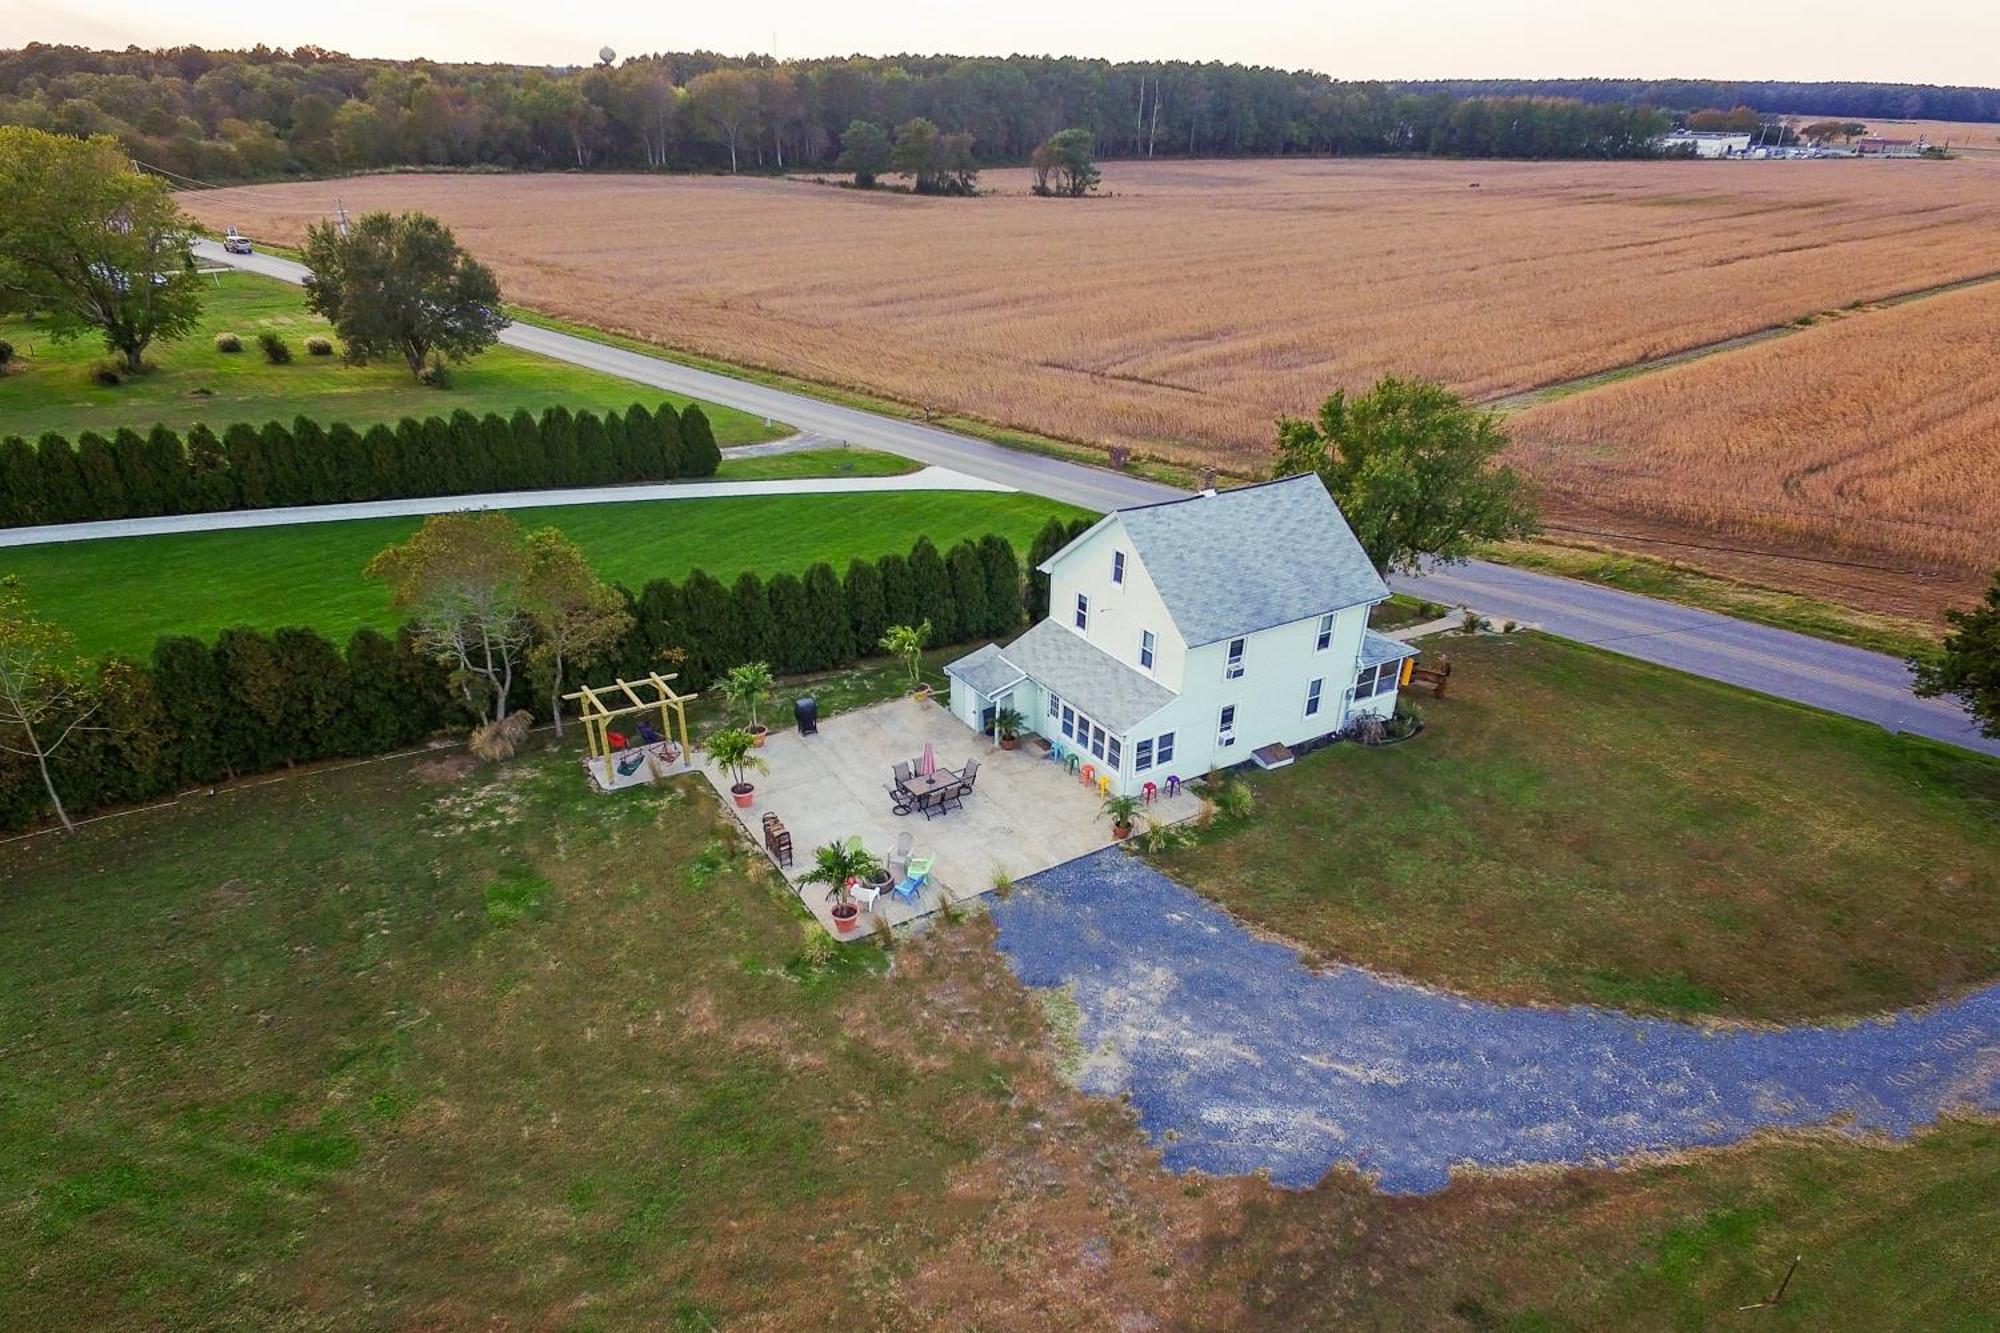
943 642 1028 698
995 620 1178 735
1359 629 1421 668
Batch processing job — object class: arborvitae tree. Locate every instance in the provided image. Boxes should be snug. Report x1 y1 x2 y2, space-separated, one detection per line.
442 409 480 492
73 431 127 520
1024 516 1070 622
730 571 778 671
0 437 40 526
109 427 162 516
572 410 613 485
224 422 271 508
802 562 854 668
476 414 512 491
508 407 542 488
393 623 457 735
211 626 287 775
651 403 685 479
630 577 688 676
618 404 655 479
59 659 169 813
142 424 188 514
977 534 1023 637
601 410 633 480
34 433 87 523
678 404 719 477
877 552 917 632
540 406 577 483
945 541 990 644
258 420 304 505
360 423 399 500
271 626 352 762
762 572 812 673
419 415 455 492
183 424 235 512
392 417 427 496
323 422 365 501
678 569 736 688
843 557 888 658
150 633 228 784
286 416 329 504
907 536 955 642
340 627 408 754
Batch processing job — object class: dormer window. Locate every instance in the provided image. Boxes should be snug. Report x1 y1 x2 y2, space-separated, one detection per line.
1224 637 1245 680
1075 593 1090 631
1316 613 1335 652
1111 550 1126 585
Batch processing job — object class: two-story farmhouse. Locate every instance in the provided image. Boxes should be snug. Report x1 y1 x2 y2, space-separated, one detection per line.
945 474 1417 795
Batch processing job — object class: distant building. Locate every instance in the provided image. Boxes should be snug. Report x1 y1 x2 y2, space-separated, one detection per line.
1856 136 1926 158
1657 130 1755 159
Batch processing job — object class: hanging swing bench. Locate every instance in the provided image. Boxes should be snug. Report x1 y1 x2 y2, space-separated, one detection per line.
564 672 699 792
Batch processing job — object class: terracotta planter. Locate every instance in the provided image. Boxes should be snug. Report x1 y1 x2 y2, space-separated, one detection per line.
999 736 1018 750
731 782 755 808
749 725 769 747
1113 821 1134 840
831 902 860 934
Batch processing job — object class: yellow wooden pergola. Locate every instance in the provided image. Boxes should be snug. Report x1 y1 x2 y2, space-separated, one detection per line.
563 672 698 788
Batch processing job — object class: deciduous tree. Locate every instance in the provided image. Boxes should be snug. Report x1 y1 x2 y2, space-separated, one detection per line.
1273 375 1538 574
836 119 891 187
521 527 631 735
0 576 108 830
301 210 507 380
0 128 203 372
365 512 534 724
1911 570 2000 738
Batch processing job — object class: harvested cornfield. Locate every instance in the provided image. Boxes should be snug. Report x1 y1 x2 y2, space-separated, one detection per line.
1510 279 2000 606
185 158 2000 476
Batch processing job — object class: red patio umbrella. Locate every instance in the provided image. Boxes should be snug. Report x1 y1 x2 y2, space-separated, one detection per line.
919 740 936 777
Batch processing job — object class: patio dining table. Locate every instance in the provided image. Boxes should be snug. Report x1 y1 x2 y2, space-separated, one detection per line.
902 768 960 801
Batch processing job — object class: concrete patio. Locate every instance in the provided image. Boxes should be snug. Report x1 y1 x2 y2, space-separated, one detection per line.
701 695 1202 937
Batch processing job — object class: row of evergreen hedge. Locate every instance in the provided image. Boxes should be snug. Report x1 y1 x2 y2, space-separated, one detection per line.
0 401 721 528
0 521 1093 833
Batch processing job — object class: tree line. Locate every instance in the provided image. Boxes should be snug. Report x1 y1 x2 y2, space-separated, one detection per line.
1398 77 2000 126
0 401 720 527
0 519 1091 832
0 45 1698 184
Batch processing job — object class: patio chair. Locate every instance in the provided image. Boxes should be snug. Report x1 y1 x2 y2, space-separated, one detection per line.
959 757 980 791
936 784 963 816
892 761 913 791
884 783 913 816
852 880 883 913
886 832 913 882
891 856 935 905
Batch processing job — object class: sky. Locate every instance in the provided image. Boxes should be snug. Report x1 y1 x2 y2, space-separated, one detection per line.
6 0 2000 86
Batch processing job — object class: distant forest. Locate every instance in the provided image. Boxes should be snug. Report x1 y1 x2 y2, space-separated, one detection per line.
3 44 1991 183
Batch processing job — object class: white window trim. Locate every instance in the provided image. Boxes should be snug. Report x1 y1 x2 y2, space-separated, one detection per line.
1217 705 1237 749
1111 550 1126 585
1305 676 1324 718
1224 637 1246 681
1315 612 1335 653
1139 629 1156 673
1074 592 1090 632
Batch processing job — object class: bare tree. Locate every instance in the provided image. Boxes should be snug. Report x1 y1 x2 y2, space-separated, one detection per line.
0 577 106 831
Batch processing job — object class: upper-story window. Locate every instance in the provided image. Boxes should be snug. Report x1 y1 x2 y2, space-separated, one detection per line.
1316 613 1335 652
1111 550 1126 585
1224 637 1245 680
1305 677 1324 717
1139 630 1156 671
1075 593 1089 631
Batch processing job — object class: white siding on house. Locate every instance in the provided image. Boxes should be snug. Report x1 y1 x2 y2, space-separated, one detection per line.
1045 518 1189 692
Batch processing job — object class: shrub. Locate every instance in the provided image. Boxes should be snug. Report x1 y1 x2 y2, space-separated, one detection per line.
304 335 333 356
0 339 13 365
92 364 122 386
213 332 242 353
257 332 293 364
417 361 450 388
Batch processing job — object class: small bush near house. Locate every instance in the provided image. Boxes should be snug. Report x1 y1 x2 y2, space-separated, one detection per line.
258 332 293 364
214 332 242 352
0 339 14 365
417 361 450 388
304 335 334 356
92 364 121 386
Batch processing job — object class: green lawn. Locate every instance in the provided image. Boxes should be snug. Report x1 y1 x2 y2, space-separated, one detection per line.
2 729 1993 1329
0 490 1082 659
1161 632 2000 1022
0 268 786 445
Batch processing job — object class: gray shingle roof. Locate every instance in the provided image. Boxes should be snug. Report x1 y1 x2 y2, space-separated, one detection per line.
1359 629 1420 667
1001 620 1176 733
1087 475 1389 647
944 643 1028 697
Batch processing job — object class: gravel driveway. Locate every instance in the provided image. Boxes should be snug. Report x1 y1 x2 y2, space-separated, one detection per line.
992 848 2000 1193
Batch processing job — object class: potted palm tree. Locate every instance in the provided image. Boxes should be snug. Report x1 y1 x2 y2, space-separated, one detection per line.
799 839 885 934
705 726 768 808
879 621 932 700
721 660 775 746
1101 793 1143 840
993 705 1026 750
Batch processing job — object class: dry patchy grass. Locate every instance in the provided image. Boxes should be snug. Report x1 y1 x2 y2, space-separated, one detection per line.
185 158 2000 477
1511 277 2000 609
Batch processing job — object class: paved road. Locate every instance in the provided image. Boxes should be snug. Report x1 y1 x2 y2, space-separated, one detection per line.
995 849 2000 1193
195 241 1994 757
0 466 1013 548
